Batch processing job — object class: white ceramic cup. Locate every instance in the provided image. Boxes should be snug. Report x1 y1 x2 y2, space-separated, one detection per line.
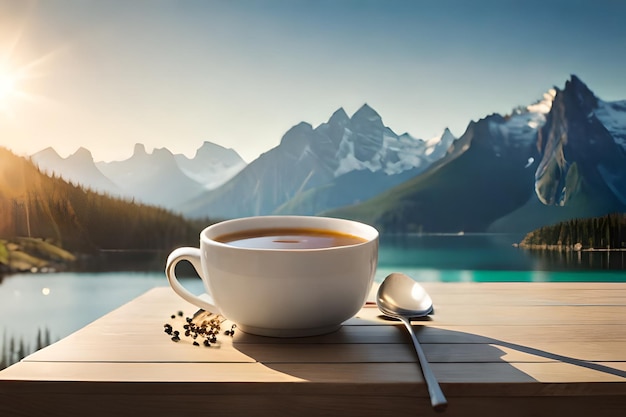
165 215 379 337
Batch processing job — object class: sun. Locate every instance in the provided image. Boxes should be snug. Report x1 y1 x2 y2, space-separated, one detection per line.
0 67 20 114
0 73 16 98
0 21 63 117
0 46 61 117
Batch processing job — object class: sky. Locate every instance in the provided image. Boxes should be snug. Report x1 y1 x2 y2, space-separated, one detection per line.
0 0 625 163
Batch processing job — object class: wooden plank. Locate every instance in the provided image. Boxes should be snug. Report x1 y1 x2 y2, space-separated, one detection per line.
423 289 626 306
70 286 626 331
230 322 626 344
23 337 626 364
24 307 626 365
97 285 626 323
137 283 626 308
351 303 626 325
404 324 626 343
231 322 626 344
2 362 626 393
2 389 625 417
31 286 626 341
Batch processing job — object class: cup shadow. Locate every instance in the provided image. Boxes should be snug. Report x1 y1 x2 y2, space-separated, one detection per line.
230 316 626 383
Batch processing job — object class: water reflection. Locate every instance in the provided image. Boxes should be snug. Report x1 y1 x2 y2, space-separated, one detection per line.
0 272 204 348
374 268 626 283
529 248 626 270
378 233 626 271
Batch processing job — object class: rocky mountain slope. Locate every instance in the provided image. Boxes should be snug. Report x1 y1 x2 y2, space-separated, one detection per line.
182 104 456 218
329 76 626 233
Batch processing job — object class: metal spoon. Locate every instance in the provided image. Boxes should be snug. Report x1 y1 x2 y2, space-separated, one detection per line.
376 272 448 412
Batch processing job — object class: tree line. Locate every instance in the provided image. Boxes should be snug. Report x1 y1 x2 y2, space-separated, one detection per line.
0 147 210 254
519 212 626 250
0 328 52 371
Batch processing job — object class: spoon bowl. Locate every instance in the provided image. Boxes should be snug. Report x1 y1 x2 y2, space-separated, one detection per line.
376 272 434 318
376 272 448 412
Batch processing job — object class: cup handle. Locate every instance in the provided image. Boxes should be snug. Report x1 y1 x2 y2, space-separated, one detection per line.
165 247 222 315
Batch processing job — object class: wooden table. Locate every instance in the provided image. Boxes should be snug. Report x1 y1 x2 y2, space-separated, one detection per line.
1 283 625 416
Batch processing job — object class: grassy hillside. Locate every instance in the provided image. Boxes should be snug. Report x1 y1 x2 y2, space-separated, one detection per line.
0 237 76 272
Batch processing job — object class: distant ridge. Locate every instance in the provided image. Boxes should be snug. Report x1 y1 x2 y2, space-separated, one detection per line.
32 147 122 196
32 141 247 211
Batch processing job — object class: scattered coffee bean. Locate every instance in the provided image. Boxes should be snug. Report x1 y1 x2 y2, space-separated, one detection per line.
164 310 228 347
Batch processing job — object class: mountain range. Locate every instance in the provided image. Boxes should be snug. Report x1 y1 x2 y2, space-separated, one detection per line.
32 142 246 211
182 104 457 218
328 76 626 233
30 75 626 234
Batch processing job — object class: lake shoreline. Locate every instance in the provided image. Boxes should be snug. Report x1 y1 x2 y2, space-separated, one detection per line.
517 242 626 252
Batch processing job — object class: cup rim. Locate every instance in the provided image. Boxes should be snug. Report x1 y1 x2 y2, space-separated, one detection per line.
200 215 379 252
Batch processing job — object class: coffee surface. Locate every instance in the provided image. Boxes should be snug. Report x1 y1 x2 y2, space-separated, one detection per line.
215 227 367 249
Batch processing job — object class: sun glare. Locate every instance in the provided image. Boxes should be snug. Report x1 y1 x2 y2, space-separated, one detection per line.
0 47 62 117
0 69 18 112
0 73 16 97
0 36 61 116
0 62 27 115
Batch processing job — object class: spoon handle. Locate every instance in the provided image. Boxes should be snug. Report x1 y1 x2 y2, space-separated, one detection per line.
399 316 448 412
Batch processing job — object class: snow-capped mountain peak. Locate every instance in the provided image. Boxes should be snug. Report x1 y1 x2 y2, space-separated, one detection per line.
485 88 557 150
424 128 456 159
31 146 121 196
183 103 456 219
527 88 557 115
174 141 247 190
534 75 626 207
332 105 430 176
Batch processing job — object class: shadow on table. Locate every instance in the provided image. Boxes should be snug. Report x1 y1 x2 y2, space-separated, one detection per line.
230 316 626 383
